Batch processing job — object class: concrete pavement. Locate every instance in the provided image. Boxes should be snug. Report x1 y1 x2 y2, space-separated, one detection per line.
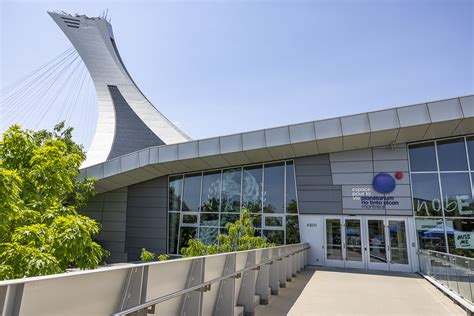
256 266 465 316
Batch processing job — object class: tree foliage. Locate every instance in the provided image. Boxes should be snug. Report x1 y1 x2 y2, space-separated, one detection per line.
181 209 273 257
0 123 107 280
140 248 169 262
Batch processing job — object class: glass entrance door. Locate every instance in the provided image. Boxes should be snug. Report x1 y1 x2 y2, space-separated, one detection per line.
324 216 366 268
343 217 365 269
365 217 411 271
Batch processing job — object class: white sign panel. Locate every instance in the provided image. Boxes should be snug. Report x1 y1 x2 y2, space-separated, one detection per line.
455 231 474 249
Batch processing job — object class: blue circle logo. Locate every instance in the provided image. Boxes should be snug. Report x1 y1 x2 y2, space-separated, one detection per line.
372 173 396 194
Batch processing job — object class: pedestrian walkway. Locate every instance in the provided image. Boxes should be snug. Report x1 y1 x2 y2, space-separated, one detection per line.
256 266 465 316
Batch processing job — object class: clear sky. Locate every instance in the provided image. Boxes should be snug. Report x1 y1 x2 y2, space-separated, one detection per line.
1 0 473 145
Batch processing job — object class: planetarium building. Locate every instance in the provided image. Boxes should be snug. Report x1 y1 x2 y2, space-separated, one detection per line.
50 12 474 273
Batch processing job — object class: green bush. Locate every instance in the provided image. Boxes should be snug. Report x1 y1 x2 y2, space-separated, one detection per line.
140 248 169 262
181 209 273 257
0 123 107 280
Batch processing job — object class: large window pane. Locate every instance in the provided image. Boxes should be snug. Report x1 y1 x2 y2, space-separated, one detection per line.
467 136 474 168
221 168 241 213
168 213 180 254
242 165 263 213
415 218 447 253
169 175 183 212
220 213 240 227
200 213 219 226
250 214 261 228
437 138 468 171
409 142 437 172
182 173 202 212
441 173 473 217
446 219 474 257
201 171 221 212
179 227 197 254
263 230 284 245
411 173 443 216
199 227 219 246
286 215 301 244
286 161 298 214
263 162 285 213
326 219 342 260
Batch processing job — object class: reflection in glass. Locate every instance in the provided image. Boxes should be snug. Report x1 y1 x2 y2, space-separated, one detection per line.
263 163 285 213
409 142 437 172
286 161 298 214
201 171 221 212
411 173 442 216
242 165 262 213
437 138 468 171
467 137 474 168
265 216 283 227
179 227 197 254
345 219 362 262
286 215 301 244
263 230 284 245
200 213 219 226
440 173 473 217
250 214 261 228
182 214 198 224
415 218 447 252
182 173 201 212
221 168 242 213
199 227 218 245
220 213 240 227
168 212 179 254
446 219 474 257
326 219 342 260
388 220 408 264
169 176 183 212
368 220 387 263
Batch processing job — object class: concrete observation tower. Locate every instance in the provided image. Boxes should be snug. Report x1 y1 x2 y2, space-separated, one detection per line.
49 11 191 168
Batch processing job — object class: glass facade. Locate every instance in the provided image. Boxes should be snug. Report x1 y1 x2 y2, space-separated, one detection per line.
168 160 300 255
409 135 474 257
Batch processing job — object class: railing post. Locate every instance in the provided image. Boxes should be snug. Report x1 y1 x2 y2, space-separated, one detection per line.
214 253 236 316
118 266 149 316
285 252 292 282
2 284 24 316
291 251 297 278
181 257 205 316
269 248 279 295
237 251 257 316
255 249 270 305
279 248 287 288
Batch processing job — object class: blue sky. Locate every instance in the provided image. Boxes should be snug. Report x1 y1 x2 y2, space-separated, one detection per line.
1 0 473 145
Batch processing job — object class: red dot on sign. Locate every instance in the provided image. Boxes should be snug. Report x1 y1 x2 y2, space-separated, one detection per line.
395 171 403 180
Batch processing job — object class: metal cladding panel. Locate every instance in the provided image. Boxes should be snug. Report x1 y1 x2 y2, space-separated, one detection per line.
453 117 474 135
159 144 178 163
198 138 220 156
330 148 372 161
368 109 400 132
289 122 317 143
178 141 199 160
242 130 266 150
290 141 319 156
120 153 139 172
126 177 168 261
373 160 409 172
138 149 150 167
423 120 461 140
368 129 399 147
316 138 343 153
315 118 342 140
372 145 408 160
295 154 343 215
220 134 243 154
341 114 371 136
396 124 430 143
427 98 464 122
265 126 290 147
396 103 430 127
460 95 474 117
342 133 370 151
331 161 374 173
149 147 159 164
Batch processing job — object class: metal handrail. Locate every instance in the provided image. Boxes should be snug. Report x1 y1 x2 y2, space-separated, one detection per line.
113 246 310 316
418 250 473 274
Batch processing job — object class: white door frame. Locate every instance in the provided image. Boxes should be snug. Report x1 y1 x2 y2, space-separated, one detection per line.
342 216 366 269
365 217 390 271
386 217 412 272
323 216 344 268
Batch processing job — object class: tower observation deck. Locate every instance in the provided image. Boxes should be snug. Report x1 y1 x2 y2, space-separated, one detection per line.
48 12 191 168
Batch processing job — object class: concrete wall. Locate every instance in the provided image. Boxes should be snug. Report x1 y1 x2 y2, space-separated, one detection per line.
294 154 343 214
125 176 168 261
330 144 413 216
82 188 128 263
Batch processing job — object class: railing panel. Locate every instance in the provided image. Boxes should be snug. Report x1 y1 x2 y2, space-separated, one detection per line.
202 254 226 316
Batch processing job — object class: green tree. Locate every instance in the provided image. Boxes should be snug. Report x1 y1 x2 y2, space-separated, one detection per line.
181 209 273 257
0 123 107 280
